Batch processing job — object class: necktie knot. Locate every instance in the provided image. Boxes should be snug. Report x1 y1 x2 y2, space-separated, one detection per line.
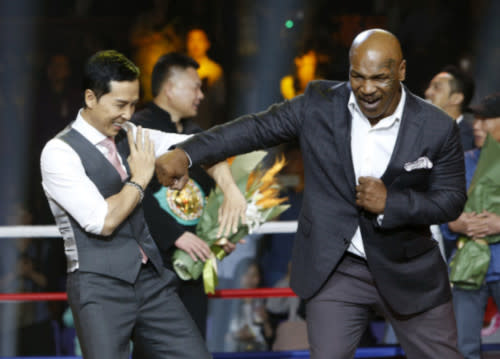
100 137 116 152
99 137 127 181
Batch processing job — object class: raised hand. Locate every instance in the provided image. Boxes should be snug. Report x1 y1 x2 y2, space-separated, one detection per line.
127 126 155 189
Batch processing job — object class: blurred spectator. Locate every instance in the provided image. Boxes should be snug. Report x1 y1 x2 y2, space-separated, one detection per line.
226 260 272 352
186 28 223 87
33 53 81 149
280 49 319 100
0 207 55 355
265 261 308 351
29 53 81 224
424 65 476 262
442 93 500 359
186 28 225 129
425 65 476 151
130 0 182 102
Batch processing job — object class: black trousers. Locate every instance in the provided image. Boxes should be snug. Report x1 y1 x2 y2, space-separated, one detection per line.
67 263 210 359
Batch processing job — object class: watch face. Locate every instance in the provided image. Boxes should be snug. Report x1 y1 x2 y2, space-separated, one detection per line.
153 178 206 226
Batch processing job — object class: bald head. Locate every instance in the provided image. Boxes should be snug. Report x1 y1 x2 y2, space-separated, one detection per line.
348 29 406 124
349 29 403 63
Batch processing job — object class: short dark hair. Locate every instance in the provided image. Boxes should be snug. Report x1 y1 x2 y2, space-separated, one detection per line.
441 65 475 112
83 50 140 102
151 52 199 98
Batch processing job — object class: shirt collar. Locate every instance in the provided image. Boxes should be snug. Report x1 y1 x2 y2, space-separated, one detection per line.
348 85 407 129
72 109 108 145
456 114 463 124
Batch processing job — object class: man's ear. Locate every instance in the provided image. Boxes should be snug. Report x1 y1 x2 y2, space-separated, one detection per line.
398 59 407 82
84 89 97 109
449 92 464 106
164 80 179 101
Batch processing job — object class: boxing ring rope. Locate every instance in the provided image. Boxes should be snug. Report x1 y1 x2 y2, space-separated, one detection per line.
0 221 298 303
0 288 296 302
0 221 298 238
2 222 500 358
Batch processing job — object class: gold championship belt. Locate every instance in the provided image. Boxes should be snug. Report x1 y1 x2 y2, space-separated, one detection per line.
153 178 206 226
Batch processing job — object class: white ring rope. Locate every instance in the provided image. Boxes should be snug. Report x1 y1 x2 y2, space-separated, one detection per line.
0 221 298 238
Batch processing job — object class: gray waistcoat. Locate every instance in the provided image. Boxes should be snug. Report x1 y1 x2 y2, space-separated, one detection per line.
58 128 171 284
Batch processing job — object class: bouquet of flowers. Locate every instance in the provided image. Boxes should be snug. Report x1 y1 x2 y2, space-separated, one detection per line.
172 151 290 293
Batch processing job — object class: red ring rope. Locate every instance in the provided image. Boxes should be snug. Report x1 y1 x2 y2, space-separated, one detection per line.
0 288 296 302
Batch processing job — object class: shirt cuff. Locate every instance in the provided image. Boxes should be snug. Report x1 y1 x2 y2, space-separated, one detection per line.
169 146 192 168
184 150 193 168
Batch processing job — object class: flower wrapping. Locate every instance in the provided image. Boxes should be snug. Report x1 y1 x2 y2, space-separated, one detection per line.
172 151 290 293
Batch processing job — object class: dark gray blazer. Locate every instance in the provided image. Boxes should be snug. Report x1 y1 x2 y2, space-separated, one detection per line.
179 81 466 315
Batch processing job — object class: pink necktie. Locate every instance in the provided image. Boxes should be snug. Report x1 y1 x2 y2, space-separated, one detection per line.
99 137 148 264
99 137 128 182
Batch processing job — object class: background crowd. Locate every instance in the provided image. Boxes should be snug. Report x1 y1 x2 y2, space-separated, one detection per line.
0 0 499 356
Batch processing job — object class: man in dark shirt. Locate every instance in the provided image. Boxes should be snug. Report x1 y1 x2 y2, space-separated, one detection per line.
132 52 246 337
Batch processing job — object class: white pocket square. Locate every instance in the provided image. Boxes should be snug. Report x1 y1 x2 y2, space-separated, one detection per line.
404 156 433 172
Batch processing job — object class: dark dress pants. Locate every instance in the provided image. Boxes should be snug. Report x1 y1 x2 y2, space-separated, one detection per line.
306 253 463 359
67 263 211 359
178 277 208 338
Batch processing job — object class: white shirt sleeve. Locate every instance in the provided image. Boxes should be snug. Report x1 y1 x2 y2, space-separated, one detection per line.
41 138 108 235
126 122 192 157
41 124 192 235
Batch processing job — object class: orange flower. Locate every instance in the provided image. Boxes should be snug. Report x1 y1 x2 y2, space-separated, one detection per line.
258 155 286 188
256 196 288 209
226 156 236 166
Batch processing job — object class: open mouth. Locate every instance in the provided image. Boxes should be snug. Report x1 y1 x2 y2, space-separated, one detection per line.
359 98 381 110
112 122 125 131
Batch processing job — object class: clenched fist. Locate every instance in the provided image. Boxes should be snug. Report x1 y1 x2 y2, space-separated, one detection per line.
355 176 387 214
155 148 190 190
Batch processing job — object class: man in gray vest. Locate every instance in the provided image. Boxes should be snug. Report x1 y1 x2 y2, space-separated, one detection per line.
40 50 243 359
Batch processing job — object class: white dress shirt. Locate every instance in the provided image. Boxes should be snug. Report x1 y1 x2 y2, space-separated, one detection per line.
41 110 190 235
347 87 407 258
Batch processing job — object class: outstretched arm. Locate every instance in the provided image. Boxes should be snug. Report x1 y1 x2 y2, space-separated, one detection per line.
205 161 247 237
155 94 305 188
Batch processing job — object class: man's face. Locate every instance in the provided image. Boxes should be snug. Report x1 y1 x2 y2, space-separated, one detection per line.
473 116 500 148
166 67 204 119
85 80 139 137
349 49 406 122
424 72 454 110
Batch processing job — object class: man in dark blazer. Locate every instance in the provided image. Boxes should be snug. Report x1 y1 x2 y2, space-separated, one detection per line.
157 29 467 358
